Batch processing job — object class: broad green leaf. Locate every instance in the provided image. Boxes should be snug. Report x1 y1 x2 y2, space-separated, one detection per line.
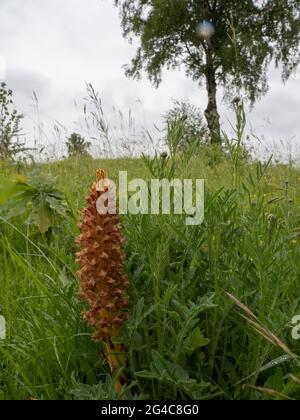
32 205 53 234
45 195 69 217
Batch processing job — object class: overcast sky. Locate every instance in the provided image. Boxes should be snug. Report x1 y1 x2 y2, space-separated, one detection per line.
0 0 300 160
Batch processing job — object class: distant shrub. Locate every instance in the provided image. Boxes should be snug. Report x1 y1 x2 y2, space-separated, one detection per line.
163 99 208 149
66 132 91 157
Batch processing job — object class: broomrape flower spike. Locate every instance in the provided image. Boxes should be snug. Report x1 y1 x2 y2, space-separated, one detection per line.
76 168 128 389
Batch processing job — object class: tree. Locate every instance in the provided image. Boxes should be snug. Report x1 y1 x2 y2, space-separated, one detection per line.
113 0 300 144
0 82 25 160
65 132 91 157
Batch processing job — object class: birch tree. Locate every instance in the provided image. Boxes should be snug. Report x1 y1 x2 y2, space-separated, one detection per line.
113 0 300 144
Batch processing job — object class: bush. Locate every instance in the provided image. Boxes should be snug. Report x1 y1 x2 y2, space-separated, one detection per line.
163 99 208 149
66 133 91 157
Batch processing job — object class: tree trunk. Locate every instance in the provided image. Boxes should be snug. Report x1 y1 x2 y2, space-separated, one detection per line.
204 53 221 145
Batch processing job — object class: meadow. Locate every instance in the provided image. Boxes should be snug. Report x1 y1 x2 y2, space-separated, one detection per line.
1 132 300 400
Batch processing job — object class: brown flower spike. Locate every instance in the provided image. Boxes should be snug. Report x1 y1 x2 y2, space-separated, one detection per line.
76 169 128 385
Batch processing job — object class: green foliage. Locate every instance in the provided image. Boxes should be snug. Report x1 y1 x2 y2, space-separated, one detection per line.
66 133 91 158
113 0 300 143
163 99 208 148
0 230 103 400
0 83 27 161
70 375 127 400
224 99 252 187
0 120 300 399
0 171 73 234
135 350 211 399
142 119 199 181
114 0 300 100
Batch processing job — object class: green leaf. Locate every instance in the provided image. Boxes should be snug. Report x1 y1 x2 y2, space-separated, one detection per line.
135 351 210 399
184 328 210 355
135 370 161 380
151 350 190 383
180 381 211 400
45 195 69 217
32 205 53 234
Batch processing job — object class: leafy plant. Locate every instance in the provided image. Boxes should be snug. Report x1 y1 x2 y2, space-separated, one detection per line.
0 171 73 234
135 350 211 400
70 375 126 400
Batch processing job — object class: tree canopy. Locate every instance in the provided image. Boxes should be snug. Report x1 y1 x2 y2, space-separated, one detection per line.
113 0 300 143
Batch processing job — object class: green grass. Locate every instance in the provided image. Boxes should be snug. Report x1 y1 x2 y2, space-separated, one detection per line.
0 149 300 400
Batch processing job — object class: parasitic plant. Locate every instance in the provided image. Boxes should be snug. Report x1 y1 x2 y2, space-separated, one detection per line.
76 169 128 390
